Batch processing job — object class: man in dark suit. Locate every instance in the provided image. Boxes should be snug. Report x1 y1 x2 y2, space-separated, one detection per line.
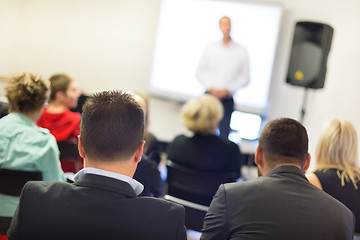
201 118 355 240
8 90 186 240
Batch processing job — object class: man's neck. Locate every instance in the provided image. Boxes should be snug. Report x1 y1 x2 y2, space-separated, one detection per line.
222 36 232 45
84 158 137 178
261 163 303 176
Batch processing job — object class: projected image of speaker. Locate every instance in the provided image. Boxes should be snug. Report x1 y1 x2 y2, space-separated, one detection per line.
287 21 334 89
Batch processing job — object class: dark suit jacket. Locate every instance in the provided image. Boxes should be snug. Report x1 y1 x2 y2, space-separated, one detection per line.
201 165 355 240
8 173 186 240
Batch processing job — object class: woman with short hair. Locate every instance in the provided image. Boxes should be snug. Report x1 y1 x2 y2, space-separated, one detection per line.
0 72 65 232
167 94 243 178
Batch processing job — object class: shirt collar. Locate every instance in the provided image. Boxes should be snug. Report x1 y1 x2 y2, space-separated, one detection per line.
265 165 307 180
219 39 236 48
74 167 144 196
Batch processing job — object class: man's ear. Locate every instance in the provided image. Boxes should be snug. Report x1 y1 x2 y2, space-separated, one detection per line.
302 153 311 172
77 135 86 159
133 141 145 164
254 146 263 166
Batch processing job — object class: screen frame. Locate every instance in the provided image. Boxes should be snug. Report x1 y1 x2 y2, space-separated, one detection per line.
149 0 283 116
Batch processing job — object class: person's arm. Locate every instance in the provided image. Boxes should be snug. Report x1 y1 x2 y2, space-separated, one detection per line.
232 143 242 179
196 48 212 90
150 164 164 198
38 135 66 182
7 183 31 240
228 50 250 93
7 207 22 239
175 205 187 240
200 184 229 240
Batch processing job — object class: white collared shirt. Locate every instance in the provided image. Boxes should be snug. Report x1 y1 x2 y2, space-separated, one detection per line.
74 167 144 196
196 40 250 94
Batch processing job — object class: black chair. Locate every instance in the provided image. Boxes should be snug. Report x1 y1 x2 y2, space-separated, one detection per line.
70 93 89 114
0 168 42 235
165 160 237 231
57 141 81 172
0 101 8 119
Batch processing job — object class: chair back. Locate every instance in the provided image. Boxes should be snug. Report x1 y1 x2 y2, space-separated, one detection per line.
165 160 237 231
58 141 82 172
0 168 42 235
0 168 42 196
166 160 237 206
58 141 79 160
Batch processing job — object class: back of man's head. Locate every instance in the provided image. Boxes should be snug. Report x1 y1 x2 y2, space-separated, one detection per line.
80 90 144 161
259 118 308 167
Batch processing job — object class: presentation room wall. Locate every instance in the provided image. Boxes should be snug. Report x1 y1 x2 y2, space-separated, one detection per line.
1 0 360 169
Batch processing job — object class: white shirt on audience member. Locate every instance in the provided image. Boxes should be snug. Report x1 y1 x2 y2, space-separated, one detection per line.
74 167 144 195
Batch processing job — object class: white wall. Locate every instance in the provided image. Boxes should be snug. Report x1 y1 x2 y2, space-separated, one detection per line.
265 0 360 169
1 0 360 169
0 0 162 93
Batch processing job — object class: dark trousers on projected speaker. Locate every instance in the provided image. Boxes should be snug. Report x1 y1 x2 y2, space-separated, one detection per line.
219 96 234 140
204 91 233 140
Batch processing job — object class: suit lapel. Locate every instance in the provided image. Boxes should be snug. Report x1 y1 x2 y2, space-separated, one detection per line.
74 173 138 198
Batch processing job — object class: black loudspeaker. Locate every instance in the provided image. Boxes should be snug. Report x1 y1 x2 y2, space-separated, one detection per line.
287 21 334 89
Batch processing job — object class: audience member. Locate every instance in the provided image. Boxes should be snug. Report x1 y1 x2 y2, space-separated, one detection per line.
129 91 164 197
37 73 82 173
134 154 164 197
133 90 163 164
201 118 355 240
167 94 242 178
8 90 186 240
0 72 65 233
307 119 360 233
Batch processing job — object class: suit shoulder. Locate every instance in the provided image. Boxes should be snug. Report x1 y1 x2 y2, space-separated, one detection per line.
139 197 185 212
223 177 266 193
23 181 72 194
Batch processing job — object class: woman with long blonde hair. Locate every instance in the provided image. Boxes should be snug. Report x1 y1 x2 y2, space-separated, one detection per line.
307 119 360 233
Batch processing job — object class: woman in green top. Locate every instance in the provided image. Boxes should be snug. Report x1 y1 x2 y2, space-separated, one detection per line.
0 72 65 222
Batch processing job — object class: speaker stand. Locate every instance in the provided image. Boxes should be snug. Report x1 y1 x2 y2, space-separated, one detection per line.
300 88 309 124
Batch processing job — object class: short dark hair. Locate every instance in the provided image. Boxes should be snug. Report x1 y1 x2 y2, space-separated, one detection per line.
80 90 144 161
259 118 308 166
49 73 73 101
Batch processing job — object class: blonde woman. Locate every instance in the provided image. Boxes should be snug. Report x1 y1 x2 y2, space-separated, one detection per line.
0 72 65 233
167 94 242 178
307 119 360 233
